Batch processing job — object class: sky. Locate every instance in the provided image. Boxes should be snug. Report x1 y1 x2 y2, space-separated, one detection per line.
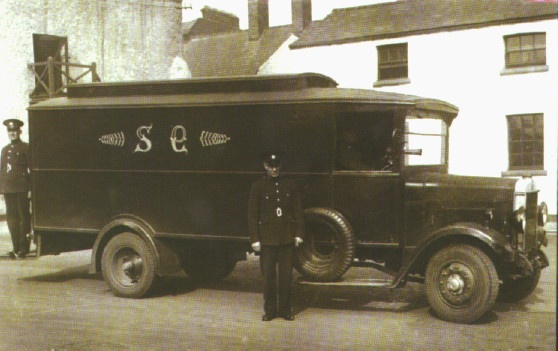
182 0 395 28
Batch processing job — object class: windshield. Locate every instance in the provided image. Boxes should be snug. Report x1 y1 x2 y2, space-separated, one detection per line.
404 117 448 166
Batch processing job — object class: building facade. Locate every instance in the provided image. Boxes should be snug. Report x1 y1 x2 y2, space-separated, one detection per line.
0 0 183 142
259 0 558 215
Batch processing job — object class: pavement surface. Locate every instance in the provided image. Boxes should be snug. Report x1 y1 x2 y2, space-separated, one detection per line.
0 221 555 351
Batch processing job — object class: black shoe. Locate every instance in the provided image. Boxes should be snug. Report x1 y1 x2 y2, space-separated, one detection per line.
280 314 295 321
18 251 28 258
262 314 276 321
8 251 20 260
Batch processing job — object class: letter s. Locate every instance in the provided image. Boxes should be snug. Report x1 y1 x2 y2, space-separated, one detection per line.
134 124 153 153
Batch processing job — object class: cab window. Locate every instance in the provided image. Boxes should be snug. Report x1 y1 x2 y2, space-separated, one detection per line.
404 117 448 166
335 113 394 171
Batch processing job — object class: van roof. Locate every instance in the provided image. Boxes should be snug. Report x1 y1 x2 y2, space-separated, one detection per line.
29 73 458 117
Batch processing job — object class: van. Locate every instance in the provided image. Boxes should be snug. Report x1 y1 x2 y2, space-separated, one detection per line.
29 73 548 323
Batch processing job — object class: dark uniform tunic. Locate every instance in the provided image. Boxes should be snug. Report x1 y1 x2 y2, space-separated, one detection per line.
0 139 31 255
248 176 304 317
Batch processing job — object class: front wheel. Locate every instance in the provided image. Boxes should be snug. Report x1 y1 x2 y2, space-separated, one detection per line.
101 232 159 298
425 245 499 324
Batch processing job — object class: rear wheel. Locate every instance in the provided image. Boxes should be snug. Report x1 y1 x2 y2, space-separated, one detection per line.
101 232 159 298
294 208 355 281
425 245 499 324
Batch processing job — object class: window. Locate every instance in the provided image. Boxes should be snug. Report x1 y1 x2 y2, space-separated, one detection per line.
374 43 409 87
503 33 546 73
506 113 544 172
335 113 394 171
404 118 448 166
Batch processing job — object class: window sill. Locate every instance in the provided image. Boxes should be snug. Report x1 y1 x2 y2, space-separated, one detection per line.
501 169 547 177
373 78 410 88
500 65 549 76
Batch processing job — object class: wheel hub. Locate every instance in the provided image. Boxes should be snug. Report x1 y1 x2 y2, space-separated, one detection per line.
114 252 143 285
439 263 475 305
446 274 465 294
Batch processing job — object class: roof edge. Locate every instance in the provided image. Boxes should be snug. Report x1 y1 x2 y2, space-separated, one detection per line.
291 14 557 49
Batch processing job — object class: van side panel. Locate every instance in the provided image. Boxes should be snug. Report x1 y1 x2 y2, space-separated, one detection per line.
30 105 331 245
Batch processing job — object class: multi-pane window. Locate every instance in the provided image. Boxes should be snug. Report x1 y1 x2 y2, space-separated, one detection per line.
377 43 408 81
504 33 546 68
507 114 544 171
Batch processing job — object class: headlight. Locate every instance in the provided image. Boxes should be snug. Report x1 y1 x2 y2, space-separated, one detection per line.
483 209 493 223
538 202 548 226
514 207 526 232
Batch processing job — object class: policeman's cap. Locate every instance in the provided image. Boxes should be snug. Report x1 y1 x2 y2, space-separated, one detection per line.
3 119 24 131
262 153 282 168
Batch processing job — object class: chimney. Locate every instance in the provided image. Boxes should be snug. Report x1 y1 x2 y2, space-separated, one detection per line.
248 0 269 41
291 0 312 35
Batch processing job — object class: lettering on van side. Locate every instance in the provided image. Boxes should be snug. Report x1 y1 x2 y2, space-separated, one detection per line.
170 125 188 155
98 125 230 154
134 124 153 153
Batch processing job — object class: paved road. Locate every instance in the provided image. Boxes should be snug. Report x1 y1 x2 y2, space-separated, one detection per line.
0 226 555 351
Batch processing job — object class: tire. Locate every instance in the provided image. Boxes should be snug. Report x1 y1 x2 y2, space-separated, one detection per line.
181 246 237 282
425 245 499 324
497 268 541 303
101 232 159 298
294 208 355 281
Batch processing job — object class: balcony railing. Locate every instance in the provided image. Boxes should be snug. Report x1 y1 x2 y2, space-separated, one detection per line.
28 56 101 103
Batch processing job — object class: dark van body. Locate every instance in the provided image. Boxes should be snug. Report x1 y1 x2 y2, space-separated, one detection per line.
28 73 548 323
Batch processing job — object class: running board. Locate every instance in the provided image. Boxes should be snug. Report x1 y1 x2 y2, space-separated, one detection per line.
295 278 395 288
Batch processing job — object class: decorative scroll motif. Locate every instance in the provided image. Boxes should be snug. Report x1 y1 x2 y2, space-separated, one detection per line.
99 132 126 147
200 130 230 147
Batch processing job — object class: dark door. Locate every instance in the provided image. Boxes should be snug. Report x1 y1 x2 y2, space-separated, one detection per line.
332 112 401 244
30 34 68 101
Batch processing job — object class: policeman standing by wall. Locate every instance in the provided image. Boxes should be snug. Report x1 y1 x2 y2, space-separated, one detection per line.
0 119 31 259
249 153 304 321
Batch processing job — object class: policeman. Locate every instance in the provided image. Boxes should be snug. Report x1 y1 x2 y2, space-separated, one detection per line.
248 153 304 321
0 119 31 259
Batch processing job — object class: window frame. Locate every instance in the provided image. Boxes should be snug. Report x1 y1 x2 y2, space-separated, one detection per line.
374 43 410 87
502 113 546 177
501 32 548 75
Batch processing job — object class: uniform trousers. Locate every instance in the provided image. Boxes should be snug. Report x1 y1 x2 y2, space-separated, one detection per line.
4 192 30 254
260 243 295 316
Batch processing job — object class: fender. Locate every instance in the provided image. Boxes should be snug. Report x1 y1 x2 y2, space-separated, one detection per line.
89 214 181 276
389 222 515 289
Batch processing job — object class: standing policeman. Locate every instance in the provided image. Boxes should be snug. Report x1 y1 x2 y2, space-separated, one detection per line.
249 153 304 321
0 119 31 259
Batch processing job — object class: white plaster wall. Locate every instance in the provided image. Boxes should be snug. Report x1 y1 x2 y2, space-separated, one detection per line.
0 0 182 144
261 19 557 213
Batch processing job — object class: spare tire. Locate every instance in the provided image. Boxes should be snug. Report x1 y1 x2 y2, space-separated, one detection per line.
294 208 355 281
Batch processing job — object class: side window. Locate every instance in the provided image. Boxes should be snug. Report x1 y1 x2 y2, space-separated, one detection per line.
404 118 447 166
335 113 394 171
